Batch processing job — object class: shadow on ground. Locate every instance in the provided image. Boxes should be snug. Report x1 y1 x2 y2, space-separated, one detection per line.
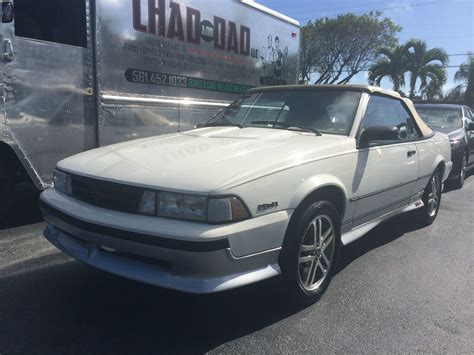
442 169 473 193
1 182 43 230
0 212 426 354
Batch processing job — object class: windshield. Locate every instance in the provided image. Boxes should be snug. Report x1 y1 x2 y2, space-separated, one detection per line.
207 90 362 135
416 107 463 130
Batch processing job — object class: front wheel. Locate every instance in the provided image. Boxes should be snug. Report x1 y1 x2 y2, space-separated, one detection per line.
280 201 341 305
0 178 14 228
415 169 442 226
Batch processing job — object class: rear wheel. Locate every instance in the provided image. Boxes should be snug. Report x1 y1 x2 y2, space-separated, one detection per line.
451 155 467 189
416 169 442 226
280 201 341 305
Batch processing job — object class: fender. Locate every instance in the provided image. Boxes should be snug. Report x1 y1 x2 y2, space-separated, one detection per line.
418 132 452 183
433 155 452 182
289 173 350 220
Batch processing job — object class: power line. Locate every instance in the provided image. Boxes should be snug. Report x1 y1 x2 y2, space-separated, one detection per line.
284 1 386 17
316 64 467 75
298 0 441 21
447 53 473 57
423 35 474 41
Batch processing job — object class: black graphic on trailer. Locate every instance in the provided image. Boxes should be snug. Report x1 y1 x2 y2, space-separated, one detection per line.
259 34 289 86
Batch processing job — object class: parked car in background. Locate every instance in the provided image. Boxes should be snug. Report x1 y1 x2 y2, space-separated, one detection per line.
416 104 474 188
41 85 452 304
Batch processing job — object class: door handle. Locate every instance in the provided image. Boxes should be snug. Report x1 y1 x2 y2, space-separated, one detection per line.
3 39 13 62
407 150 417 158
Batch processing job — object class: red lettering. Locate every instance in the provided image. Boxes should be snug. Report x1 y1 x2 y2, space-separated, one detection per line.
132 2 252 57
168 2 185 41
133 0 147 33
214 16 226 50
226 21 238 53
240 25 250 56
148 0 166 36
186 7 200 44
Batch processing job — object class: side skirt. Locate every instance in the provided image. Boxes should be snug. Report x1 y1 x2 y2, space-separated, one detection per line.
341 197 424 246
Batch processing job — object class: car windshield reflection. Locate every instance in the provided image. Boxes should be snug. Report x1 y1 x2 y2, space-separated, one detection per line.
206 89 362 136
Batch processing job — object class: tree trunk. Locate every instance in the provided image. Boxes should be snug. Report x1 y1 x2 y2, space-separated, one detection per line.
409 72 417 99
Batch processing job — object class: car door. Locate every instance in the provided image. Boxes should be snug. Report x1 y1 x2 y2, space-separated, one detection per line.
352 95 421 227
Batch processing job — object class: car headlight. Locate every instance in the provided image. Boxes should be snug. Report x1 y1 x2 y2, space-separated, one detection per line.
450 139 462 148
208 196 250 223
137 191 157 216
53 169 72 195
158 192 207 221
137 191 250 223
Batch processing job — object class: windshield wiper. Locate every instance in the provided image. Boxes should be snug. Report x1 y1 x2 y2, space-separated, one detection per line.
199 122 243 128
251 121 322 136
284 126 322 136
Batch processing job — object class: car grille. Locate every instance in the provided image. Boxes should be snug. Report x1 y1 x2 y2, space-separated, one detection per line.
70 174 143 214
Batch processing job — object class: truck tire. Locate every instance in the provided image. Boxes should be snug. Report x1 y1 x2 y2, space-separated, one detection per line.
415 169 442 226
0 156 16 228
280 201 341 305
0 178 14 228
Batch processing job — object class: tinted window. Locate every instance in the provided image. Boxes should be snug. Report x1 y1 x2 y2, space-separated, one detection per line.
416 107 463 130
362 96 421 140
210 90 362 135
14 0 87 47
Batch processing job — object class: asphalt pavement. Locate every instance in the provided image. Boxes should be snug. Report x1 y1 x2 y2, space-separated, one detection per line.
0 177 473 354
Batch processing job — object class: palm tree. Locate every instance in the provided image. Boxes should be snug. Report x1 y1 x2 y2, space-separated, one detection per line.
405 39 448 99
447 55 474 106
368 44 410 92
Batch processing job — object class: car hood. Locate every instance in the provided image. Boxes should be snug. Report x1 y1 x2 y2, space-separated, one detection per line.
435 127 465 140
58 127 350 193
447 128 466 141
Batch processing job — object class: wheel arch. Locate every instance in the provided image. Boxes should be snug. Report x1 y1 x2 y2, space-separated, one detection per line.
0 141 18 179
431 154 447 181
289 175 348 223
279 177 346 277
0 140 43 188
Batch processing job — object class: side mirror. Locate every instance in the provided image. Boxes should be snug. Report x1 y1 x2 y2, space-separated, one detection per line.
469 122 474 131
358 125 399 149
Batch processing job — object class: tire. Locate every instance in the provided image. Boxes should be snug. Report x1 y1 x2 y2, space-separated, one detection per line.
0 178 14 228
415 169 442 226
451 155 467 189
280 201 341 305
0 156 16 229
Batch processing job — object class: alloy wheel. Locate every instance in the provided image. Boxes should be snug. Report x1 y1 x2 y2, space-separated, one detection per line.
427 174 440 217
298 215 336 291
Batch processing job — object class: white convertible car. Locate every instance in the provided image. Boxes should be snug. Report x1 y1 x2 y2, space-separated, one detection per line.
41 85 452 303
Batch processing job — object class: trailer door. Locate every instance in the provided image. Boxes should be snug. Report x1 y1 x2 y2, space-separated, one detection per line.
1 0 96 188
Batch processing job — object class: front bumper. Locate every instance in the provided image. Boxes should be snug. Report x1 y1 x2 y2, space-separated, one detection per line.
40 189 291 293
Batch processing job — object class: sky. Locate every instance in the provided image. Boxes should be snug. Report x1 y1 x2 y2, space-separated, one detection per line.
258 0 474 94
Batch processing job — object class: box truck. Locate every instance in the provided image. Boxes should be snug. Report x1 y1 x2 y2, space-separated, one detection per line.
0 0 300 223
